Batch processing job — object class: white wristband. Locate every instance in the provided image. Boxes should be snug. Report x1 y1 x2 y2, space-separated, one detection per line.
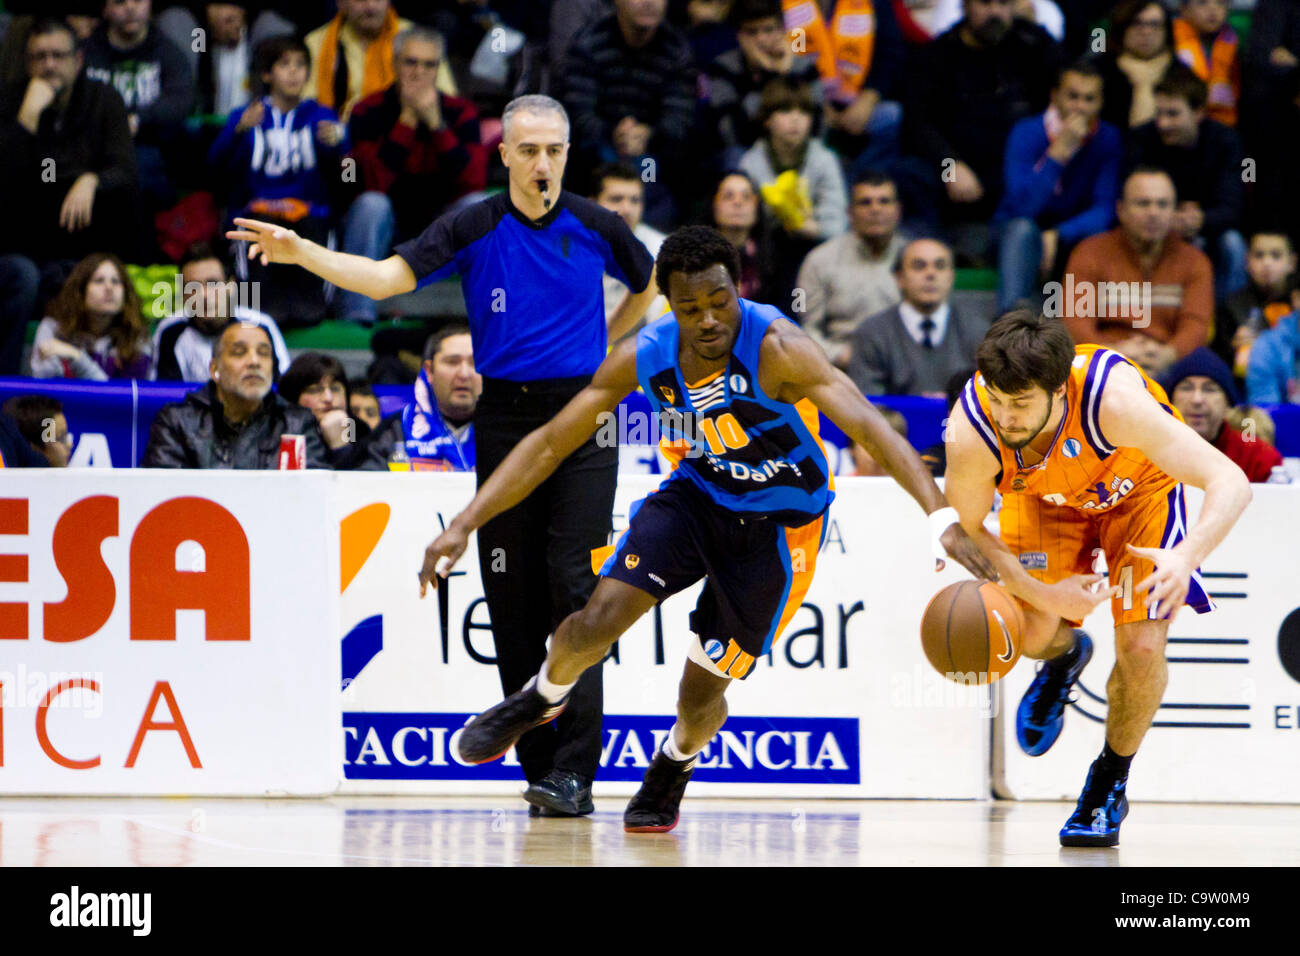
929 507 961 560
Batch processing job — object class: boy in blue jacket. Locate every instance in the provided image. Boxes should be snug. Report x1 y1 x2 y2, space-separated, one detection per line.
209 36 346 326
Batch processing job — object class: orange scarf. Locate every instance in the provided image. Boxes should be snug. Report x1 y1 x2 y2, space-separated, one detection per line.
314 7 402 114
783 0 876 101
1173 18 1239 126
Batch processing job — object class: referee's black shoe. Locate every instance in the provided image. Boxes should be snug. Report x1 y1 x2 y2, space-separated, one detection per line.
456 680 567 764
525 770 594 816
624 751 696 833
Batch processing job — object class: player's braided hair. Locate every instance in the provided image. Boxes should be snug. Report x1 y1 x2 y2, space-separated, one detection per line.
654 226 742 299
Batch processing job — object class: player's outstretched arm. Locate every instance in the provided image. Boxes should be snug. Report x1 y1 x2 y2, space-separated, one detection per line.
765 324 997 582
1100 362 1252 617
225 217 417 301
418 338 641 595
945 402 1111 621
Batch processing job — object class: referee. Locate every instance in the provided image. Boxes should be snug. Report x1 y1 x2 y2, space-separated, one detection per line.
229 95 657 816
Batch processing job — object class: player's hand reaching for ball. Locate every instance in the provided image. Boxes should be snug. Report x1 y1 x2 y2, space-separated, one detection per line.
937 523 999 582
419 524 469 597
226 217 305 267
1046 573 1116 622
1127 543 1193 620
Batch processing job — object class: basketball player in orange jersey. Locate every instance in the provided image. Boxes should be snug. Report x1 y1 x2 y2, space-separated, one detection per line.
945 310 1251 846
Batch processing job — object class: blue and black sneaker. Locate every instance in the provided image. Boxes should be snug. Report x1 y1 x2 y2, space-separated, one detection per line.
1016 631 1094 756
1060 758 1129 847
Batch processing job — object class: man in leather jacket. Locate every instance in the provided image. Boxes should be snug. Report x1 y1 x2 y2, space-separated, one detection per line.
143 321 333 468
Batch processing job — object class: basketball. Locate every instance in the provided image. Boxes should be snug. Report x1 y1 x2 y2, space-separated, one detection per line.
920 581 1025 683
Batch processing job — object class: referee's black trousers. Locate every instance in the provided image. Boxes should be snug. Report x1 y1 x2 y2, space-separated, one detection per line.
474 376 617 785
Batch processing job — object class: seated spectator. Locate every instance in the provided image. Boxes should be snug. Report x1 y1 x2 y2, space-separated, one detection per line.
31 253 153 380
306 0 441 122
339 26 487 323
1125 67 1246 295
82 0 195 213
1245 281 1300 405
0 17 140 373
708 170 780 305
1 395 71 467
349 382 383 430
368 324 479 471
786 0 906 177
143 320 332 468
845 238 988 395
1097 0 1176 130
1213 232 1297 382
739 77 849 244
794 171 905 367
211 36 345 326
592 163 668 334
700 0 821 169
0 409 50 467
848 404 909 475
995 59 1122 311
1172 0 1239 127
152 242 290 381
899 0 1062 262
557 0 696 229
1161 347 1284 481
279 351 375 468
1061 167 1213 377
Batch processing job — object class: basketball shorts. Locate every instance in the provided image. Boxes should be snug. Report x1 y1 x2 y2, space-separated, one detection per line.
598 477 827 680
999 482 1215 627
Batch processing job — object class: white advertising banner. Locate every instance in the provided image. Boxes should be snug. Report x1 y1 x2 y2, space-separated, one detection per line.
994 485 1300 803
0 472 341 796
338 474 989 799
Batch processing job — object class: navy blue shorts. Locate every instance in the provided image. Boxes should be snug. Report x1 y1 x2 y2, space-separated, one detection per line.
599 478 827 679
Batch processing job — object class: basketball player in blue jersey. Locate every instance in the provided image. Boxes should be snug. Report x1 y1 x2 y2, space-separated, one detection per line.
419 226 997 831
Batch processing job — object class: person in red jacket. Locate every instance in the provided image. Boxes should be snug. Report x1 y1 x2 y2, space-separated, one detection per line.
1161 346 1284 481
337 27 487 322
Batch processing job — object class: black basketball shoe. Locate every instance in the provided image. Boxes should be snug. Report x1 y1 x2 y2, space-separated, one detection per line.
624 750 696 833
456 680 567 764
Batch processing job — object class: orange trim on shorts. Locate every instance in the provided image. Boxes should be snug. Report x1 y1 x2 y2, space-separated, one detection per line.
768 514 825 650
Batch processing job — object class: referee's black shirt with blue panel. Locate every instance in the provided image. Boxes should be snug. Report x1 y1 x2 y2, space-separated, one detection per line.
393 190 655 381
391 189 653 789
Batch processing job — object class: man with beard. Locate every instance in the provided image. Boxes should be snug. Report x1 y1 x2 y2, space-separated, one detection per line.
143 321 331 468
944 310 1250 846
900 0 1062 261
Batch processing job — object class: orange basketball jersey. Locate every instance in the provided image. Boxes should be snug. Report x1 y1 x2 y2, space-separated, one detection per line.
959 345 1179 511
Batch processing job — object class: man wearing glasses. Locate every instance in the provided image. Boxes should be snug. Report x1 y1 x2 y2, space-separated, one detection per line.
0 17 140 377
337 28 488 324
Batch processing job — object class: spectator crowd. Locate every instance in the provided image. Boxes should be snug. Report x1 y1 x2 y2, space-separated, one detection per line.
0 0 1297 480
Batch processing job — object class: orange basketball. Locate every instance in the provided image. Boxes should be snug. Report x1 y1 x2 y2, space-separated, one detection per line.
920 581 1025 683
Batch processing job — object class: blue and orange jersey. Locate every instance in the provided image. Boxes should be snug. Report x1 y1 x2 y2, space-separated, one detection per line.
635 299 834 526
960 345 1180 512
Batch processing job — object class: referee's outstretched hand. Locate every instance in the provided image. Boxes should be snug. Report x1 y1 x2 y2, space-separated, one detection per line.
418 524 469 598
226 217 304 267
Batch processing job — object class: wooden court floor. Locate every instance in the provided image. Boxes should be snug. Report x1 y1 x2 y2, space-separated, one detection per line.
1 796 1297 866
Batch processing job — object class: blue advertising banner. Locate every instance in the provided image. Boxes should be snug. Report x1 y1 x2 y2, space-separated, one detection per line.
343 712 861 784
3 377 1298 465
